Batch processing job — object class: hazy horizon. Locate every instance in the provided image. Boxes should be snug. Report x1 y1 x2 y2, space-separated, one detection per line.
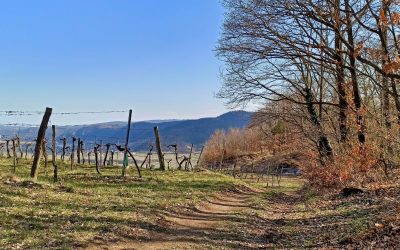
0 109 254 127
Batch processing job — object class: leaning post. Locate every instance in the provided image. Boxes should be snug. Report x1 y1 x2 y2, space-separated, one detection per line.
30 107 52 179
154 126 166 170
122 109 133 177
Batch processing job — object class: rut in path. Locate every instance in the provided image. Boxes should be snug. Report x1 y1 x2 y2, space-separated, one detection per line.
86 187 267 250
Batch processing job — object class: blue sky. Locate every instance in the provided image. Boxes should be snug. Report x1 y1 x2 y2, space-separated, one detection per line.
0 0 231 125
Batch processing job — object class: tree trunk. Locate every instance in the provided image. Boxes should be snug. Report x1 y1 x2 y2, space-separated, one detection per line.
345 0 365 145
335 0 348 142
305 87 333 158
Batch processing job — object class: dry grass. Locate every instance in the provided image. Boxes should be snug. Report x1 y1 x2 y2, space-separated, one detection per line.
0 157 244 249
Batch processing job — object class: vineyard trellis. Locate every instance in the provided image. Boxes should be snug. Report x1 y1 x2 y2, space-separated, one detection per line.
0 107 289 182
0 108 208 181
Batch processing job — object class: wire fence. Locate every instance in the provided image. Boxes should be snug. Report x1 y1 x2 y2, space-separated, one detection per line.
0 109 205 170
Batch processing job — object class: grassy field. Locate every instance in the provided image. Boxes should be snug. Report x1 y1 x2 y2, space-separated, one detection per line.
2 155 396 249
0 156 251 249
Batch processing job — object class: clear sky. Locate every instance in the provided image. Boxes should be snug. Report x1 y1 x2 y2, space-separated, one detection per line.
0 0 232 125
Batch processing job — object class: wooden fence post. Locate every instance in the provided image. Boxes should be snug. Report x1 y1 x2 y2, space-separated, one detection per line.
94 144 101 174
122 109 132 177
88 152 91 165
148 153 152 169
80 141 85 164
71 137 76 169
52 125 58 182
61 138 66 162
154 126 165 170
30 107 52 179
99 140 103 166
77 138 81 164
42 139 48 176
6 140 11 158
16 136 23 158
25 143 31 160
12 139 17 173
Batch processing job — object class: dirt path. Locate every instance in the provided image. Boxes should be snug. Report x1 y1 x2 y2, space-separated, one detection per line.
86 187 268 250
84 178 400 249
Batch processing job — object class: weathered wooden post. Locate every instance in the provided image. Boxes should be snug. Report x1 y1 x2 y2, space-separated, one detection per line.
88 152 91 165
80 140 85 164
16 136 23 158
94 144 101 174
30 107 52 179
99 140 103 166
25 143 31 160
60 138 66 162
6 140 11 158
42 139 48 176
71 137 76 170
77 138 81 164
147 152 152 169
122 109 132 177
12 139 17 172
52 125 58 182
153 126 165 170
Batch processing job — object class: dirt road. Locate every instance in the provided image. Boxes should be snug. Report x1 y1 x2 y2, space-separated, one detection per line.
86 186 270 250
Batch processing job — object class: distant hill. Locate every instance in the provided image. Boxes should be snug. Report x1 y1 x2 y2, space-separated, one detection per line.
0 111 253 151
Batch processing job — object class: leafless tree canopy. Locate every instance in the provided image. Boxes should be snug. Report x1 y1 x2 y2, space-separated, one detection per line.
216 0 400 184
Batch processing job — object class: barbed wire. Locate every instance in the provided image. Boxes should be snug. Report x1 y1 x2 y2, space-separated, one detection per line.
0 110 201 153
0 123 40 127
0 110 127 116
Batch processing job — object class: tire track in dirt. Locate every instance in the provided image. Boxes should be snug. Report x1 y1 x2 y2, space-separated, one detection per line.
85 187 265 250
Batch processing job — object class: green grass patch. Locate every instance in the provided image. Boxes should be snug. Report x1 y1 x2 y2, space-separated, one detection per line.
0 157 244 249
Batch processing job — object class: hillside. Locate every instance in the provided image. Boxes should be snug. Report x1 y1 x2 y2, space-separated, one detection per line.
0 111 253 151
